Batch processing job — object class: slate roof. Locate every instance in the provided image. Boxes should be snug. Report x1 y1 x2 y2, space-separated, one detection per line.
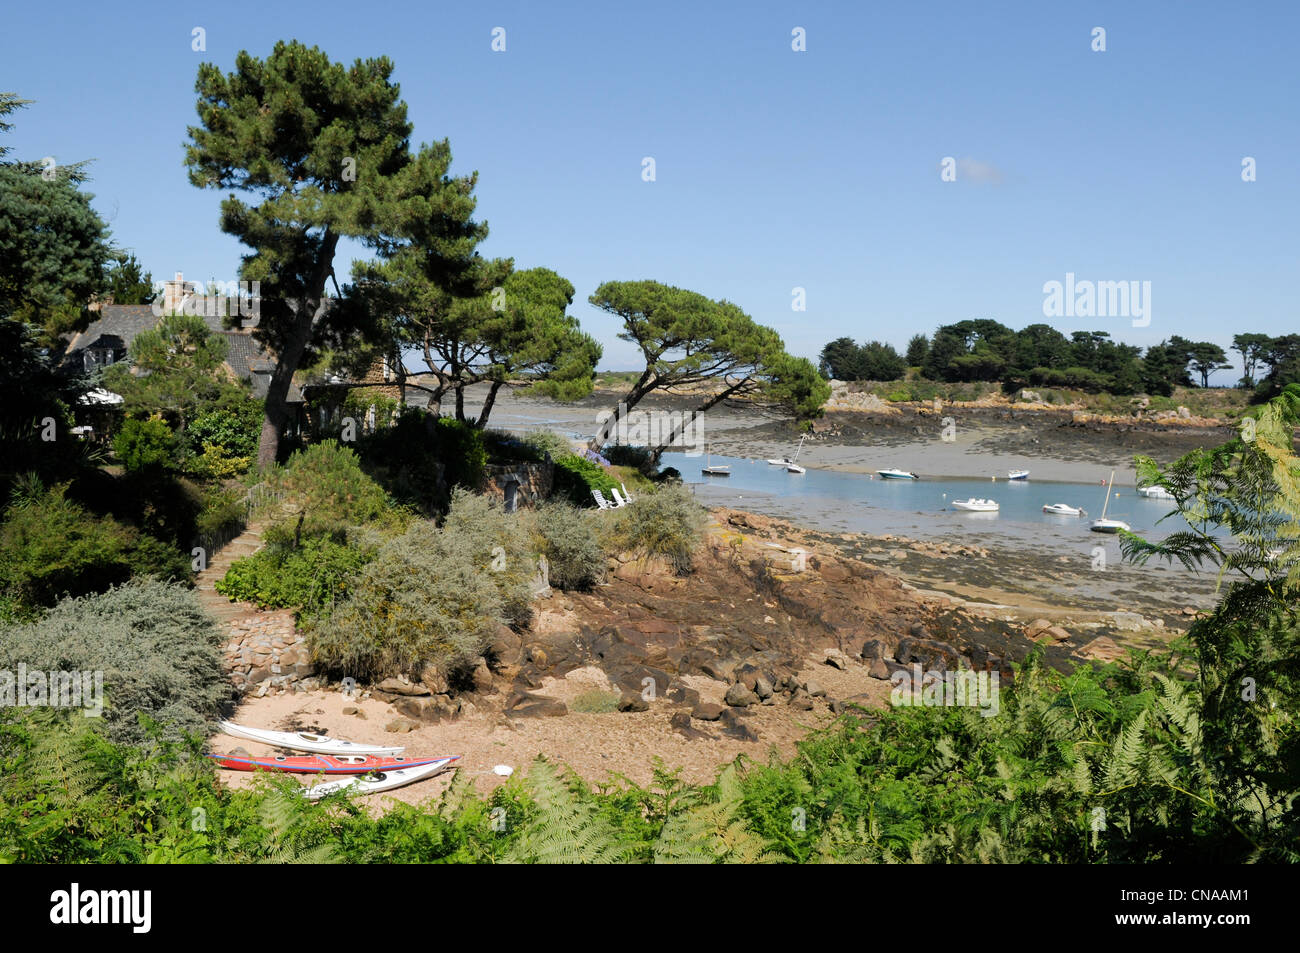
58 304 303 402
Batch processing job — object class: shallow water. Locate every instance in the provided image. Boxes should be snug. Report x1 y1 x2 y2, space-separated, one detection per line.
669 452 1187 547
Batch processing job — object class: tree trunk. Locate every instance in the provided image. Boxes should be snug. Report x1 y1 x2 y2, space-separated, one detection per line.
647 377 751 462
476 380 504 429
255 230 339 469
588 368 657 451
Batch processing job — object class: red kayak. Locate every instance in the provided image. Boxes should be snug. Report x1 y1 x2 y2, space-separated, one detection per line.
208 752 451 775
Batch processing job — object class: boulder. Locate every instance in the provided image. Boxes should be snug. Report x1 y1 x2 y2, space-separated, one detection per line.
700 658 737 683
505 691 568 719
384 718 419 733
725 682 759 707
753 676 774 700
378 675 430 697
1024 618 1054 639
804 679 827 698
788 689 814 711
691 702 725 722
823 648 851 670
472 658 496 695
860 639 888 661
719 708 758 742
420 664 449 696
868 657 893 680
666 685 702 708
618 691 650 713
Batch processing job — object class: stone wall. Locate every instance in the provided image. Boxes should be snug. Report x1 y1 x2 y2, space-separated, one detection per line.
224 610 320 697
484 461 554 511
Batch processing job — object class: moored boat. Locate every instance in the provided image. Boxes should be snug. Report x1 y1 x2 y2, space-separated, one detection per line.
878 468 919 480
219 721 405 757
1008 469 1030 480
1042 503 1084 517
1138 485 1175 500
1089 470 1131 533
208 752 450 775
951 498 999 512
302 756 460 799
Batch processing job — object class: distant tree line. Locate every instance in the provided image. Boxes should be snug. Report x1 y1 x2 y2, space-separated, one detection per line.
820 320 1296 401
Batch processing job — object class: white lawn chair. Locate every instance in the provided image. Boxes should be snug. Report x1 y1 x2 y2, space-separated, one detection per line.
591 489 614 509
610 488 630 507
620 482 635 503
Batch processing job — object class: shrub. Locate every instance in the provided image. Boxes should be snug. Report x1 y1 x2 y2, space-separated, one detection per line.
185 402 262 477
308 490 535 680
0 578 225 747
483 430 544 464
354 411 485 515
0 482 191 618
610 483 707 574
553 452 620 507
522 429 573 459
113 416 180 473
216 535 375 621
532 502 606 590
570 689 621 713
262 441 398 537
195 485 246 544
601 444 657 477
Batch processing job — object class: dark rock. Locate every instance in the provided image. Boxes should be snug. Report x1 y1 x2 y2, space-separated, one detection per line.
700 658 736 683
868 657 893 680
667 685 702 708
725 682 759 707
692 702 725 721
753 676 774 700
719 708 759 742
860 639 888 661
804 679 827 697
505 691 568 718
618 691 650 712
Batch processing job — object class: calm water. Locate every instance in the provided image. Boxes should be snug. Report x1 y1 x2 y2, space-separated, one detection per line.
667 452 1189 547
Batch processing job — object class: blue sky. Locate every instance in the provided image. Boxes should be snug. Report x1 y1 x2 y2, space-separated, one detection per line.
3 1 1296 382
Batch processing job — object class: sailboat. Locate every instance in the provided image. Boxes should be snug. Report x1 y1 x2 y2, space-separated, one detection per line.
1089 470 1130 533
786 435 808 474
701 446 730 477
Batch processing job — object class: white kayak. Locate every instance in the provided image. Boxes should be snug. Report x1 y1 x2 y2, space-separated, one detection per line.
302 756 459 800
219 720 406 757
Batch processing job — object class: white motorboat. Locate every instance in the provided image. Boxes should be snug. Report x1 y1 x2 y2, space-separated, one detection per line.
951 498 999 512
769 434 807 468
1008 469 1030 481
1042 503 1085 517
1138 485 1175 501
220 721 405 757
878 468 919 480
1090 471 1131 533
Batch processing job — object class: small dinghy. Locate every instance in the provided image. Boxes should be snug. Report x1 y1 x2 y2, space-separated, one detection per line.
1042 503 1084 517
302 756 459 800
951 498 999 512
878 468 919 480
208 752 448 775
1008 469 1030 481
219 721 405 757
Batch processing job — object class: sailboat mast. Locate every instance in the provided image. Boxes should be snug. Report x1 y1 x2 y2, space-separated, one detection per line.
1100 470 1115 521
